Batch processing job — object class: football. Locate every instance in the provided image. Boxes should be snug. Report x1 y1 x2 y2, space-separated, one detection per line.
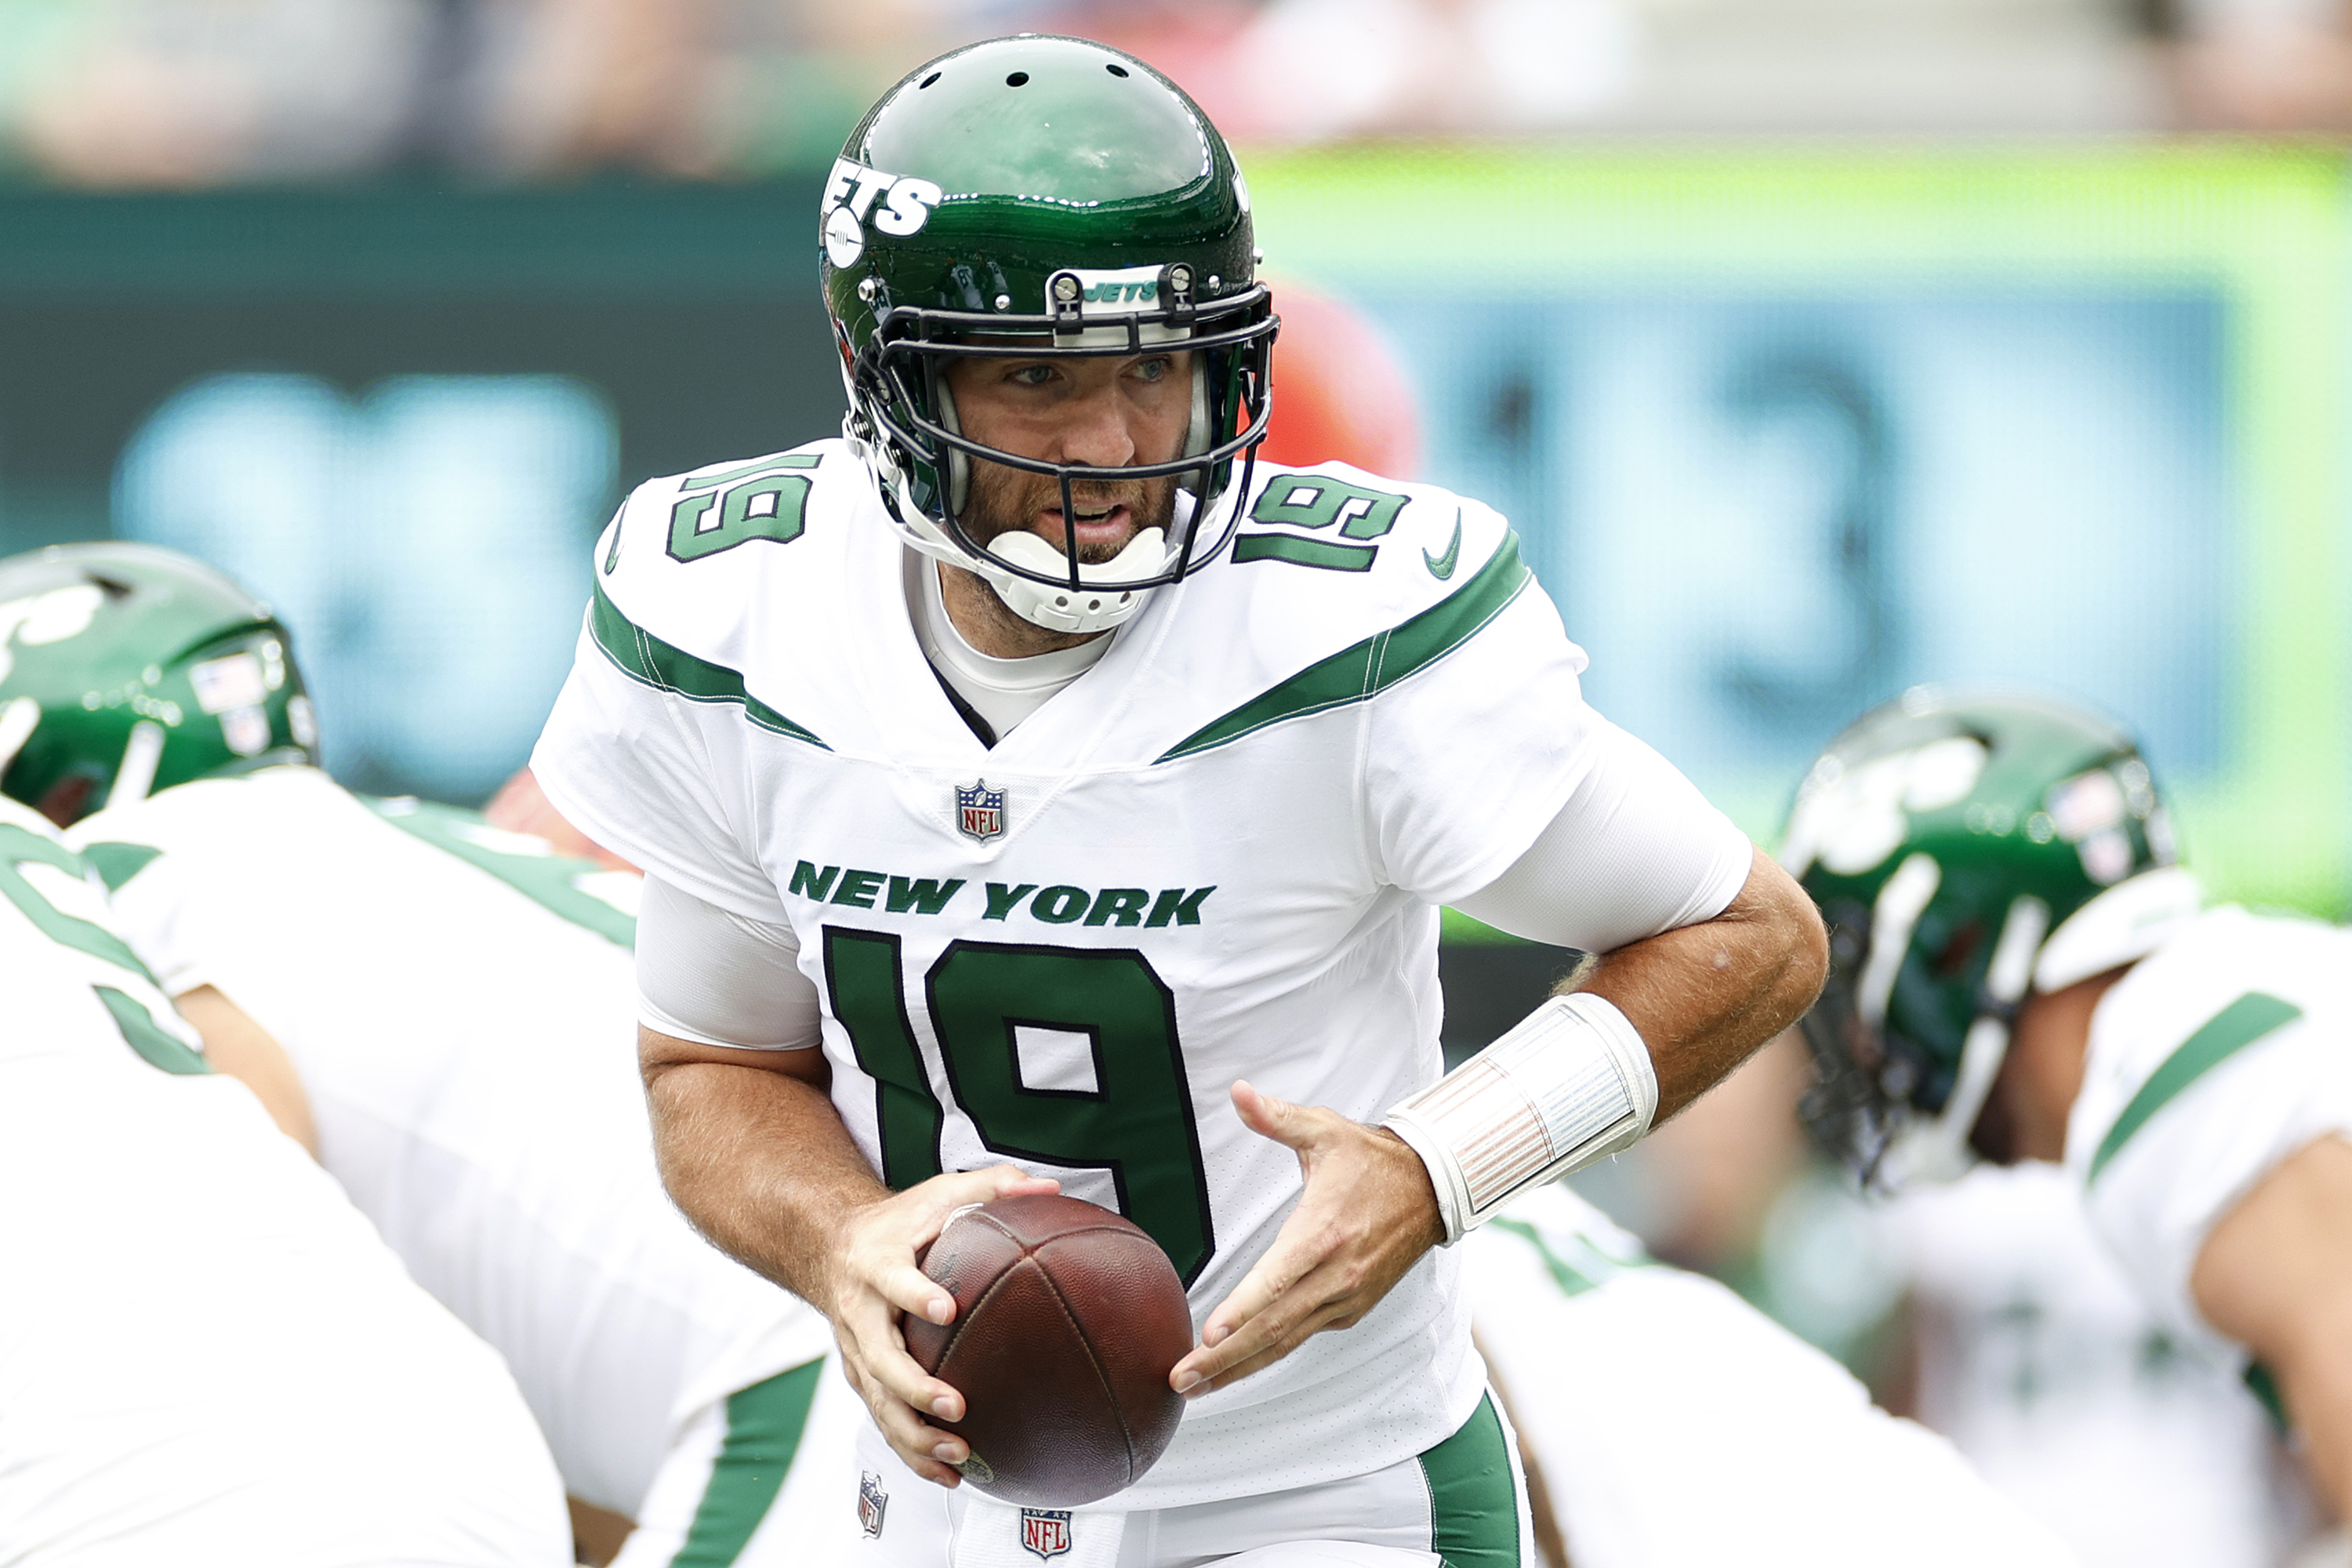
902 1192 1194 1506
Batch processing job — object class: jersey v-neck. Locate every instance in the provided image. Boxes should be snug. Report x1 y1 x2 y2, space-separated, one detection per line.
906 552 1113 746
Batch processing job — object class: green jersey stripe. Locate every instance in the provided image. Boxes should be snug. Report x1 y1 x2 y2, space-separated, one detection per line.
1418 1392 1522 1568
82 840 163 892
2087 991 2303 1184
1156 531 1533 763
589 582 828 750
670 1359 825 1566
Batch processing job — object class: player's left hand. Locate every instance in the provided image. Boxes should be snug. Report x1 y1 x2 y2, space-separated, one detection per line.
1171 1080 1444 1397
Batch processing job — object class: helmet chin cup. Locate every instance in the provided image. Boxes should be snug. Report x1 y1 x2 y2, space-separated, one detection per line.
887 469 1167 634
985 527 1168 633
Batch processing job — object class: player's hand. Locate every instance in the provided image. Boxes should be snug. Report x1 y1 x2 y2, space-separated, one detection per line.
1171 1080 1444 1397
821 1163 1061 1486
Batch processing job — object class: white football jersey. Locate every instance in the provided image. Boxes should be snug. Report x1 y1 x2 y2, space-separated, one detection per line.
533 441 1749 1506
1465 1184 2079 1567
2066 906 2352 1359
68 766 833 1519
0 797 570 1566
1890 1163 2312 1568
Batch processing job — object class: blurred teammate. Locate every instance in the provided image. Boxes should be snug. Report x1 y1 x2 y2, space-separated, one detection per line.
1260 281 2076 1568
0 540 844 1567
0 793 571 1566
1783 688 2352 1522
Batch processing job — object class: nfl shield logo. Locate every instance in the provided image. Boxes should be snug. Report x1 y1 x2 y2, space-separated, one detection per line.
956 779 1007 843
1019 1508 1072 1560
857 1471 887 1538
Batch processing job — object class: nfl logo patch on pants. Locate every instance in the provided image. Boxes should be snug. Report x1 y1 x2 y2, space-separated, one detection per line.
1020 1508 1071 1560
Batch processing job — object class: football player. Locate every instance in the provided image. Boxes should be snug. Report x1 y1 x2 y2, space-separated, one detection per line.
0 793 571 1566
0 540 845 1566
1782 688 2352 1523
533 34 1828 1566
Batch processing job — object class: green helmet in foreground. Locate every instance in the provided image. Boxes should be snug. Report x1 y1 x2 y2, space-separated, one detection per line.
1780 688 2199 1190
0 542 318 826
822 34 1278 636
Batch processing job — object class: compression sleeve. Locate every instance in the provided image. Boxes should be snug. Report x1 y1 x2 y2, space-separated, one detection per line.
636 875 822 1051
1450 716 1755 953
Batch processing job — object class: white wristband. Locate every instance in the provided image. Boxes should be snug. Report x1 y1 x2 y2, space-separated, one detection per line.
1383 993 1657 1245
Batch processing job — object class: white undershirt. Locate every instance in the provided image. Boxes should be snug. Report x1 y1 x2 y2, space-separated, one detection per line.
908 553 1112 742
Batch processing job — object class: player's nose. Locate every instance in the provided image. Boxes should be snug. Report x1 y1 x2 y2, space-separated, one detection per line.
1051 382 1139 471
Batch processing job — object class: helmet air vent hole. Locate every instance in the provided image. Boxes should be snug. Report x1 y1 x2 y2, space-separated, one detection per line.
1087 599 1101 611
920 72 941 88
1105 64 1129 78
1055 595 1070 606
1006 71 1029 87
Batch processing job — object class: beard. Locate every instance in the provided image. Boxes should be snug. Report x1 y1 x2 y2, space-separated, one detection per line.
956 455 1181 565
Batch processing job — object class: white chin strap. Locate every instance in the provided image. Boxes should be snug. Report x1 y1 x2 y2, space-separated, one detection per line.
881 463 1181 635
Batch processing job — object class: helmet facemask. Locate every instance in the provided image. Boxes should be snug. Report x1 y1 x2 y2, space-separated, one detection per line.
851 268 1274 635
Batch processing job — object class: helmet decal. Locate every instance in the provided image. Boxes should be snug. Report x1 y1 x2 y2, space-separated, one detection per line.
1782 688 2195 1190
819 160 944 267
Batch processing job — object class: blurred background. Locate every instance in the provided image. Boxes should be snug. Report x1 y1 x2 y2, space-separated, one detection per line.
2 3 2348 1560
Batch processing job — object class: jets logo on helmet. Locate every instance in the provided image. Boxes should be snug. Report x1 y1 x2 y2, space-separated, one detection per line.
1781 688 2199 1190
820 35 1279 636
819 160 944 267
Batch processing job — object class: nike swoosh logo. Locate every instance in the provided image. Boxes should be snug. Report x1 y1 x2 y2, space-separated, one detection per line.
1423 511 1463 580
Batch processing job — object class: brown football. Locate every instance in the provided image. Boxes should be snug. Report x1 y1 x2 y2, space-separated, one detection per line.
902 1192 1194 1506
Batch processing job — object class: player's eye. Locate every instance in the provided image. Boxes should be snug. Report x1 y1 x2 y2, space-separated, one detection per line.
1006 363 1057 387
1130 356 1174 383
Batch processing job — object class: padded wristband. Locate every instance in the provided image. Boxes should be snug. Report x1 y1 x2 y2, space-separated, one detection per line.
1384 993 1657 1245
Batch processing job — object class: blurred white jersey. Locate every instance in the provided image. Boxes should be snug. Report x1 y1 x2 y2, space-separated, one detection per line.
0 797 570 1567
1464 1183 2080 1568
2066 907 2352 1359
1889 1162 2314 1568
69 766 833 1522
534 443 1751 1508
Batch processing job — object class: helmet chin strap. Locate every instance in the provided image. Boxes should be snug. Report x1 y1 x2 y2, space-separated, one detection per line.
884 466 1171 635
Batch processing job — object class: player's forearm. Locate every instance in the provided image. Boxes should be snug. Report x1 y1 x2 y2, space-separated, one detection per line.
1570 844 1828 1122
639 1034 885 1301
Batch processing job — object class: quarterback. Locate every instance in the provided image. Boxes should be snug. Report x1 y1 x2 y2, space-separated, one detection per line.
1782 688 2352 1523
0 541 845 1567
535 34 1827 1564
0 796 570 1566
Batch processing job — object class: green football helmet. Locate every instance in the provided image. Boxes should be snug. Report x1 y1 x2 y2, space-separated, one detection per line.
0 542 319 826
1780 688 2200 1190
823 34 1277 635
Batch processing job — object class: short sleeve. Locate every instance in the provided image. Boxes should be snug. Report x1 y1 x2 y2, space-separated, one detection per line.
2078 1013 2352 1355
1450 718 1755 953
531 621 789 925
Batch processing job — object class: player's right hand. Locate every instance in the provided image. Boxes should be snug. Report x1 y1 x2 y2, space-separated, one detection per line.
823 1163 1061 1486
